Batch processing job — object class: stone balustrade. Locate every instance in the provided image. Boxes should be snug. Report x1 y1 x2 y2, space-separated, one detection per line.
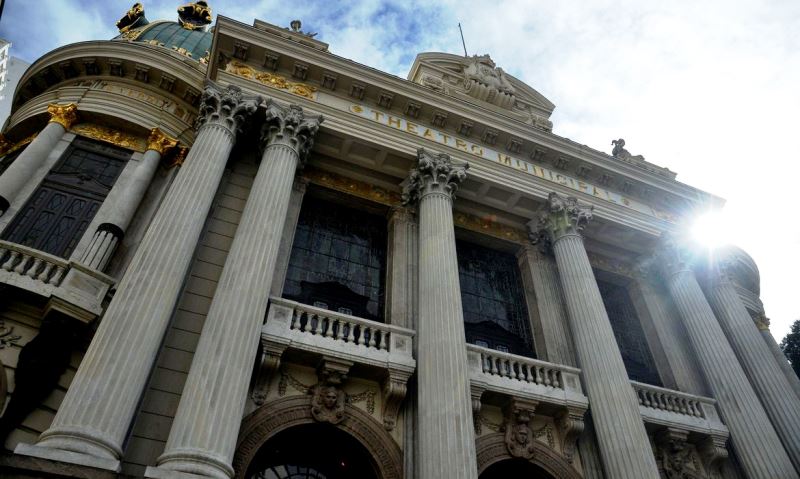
0 240 115 322
261 296 416 372
466 344 588 410
632 380 728 436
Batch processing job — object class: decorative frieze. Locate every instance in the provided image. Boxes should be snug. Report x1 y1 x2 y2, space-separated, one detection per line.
71 123 147 152
226 60 318 100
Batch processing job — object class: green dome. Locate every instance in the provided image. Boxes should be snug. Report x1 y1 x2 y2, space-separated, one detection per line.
117 21 213 62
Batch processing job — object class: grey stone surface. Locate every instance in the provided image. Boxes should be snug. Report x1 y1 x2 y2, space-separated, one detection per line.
151 102 321 479
15 84 258 471
386 206 418 330
403 149 477 479
762 328 800 399
656 238 798 478
538 192 660 479
269 177 308 297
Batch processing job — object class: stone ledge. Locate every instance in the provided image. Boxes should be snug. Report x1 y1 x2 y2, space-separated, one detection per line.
13 443 121 474
0 450 119 479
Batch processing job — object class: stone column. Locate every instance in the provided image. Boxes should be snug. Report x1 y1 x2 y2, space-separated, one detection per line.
655 237 797 479
757 316 800 399
517 239 575 366
705 259 800 471
15 84 258 472
386 206 418 329
149 102 322 479
536 192 659 479
269 177 309 297
402 149 476 479
79 128 178 271
0 103 77 216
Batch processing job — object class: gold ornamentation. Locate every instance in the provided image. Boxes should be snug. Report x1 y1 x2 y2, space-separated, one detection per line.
0 133 37 157
164 146 188 169
453 211 527 244
117 3 145 32
147 128 178 155
303 167 401 206
120 29 144 40
172 46 193 58
199 51 210 65
70 123 147 152
225 60 318 100
177 1 212 31
144 39 165 47
47 103 79 129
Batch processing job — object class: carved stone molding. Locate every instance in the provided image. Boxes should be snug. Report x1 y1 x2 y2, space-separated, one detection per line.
536 192 593 242
471 385 486 434
260 101 323 164
381 371 410 431
454 211 526 244
655 428 696 479
476 432 582 479
556 408 585 463
401 148 469 205
196 83 259 137
235 395 403 479
309 357 352 425
47 103 79 129
225 60 318 100
653 234 696 279
698 434 728 476
250 341 285 407
146 128 178 155
503 398 538 460
302 167 401 206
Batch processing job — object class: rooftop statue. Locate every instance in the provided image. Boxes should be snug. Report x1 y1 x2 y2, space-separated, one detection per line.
116 3 148 32
611 138 645 162
289 19 318 38
463 54 516 109
178 1 212 31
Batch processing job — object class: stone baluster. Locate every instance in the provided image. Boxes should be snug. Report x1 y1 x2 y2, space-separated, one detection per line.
402 149 477 479
148 102 322 479
536 192 659 478
517 239 575 366
654 237 797 478
15 84 259 472
79 128 178 271
756 315 800 399
0 103 78 216
705 257 800 471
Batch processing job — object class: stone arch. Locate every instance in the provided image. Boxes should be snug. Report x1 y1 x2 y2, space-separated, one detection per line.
233 395 403 479
476 433 582 479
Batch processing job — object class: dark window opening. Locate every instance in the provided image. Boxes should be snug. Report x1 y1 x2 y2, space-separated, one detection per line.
457 239 535 358
596 275 662 386
1 137 130 258
283 195 387 322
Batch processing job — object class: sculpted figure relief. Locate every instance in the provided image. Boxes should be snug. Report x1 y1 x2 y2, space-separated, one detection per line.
310 383 346 424
611 138 645 162
504 400 537 460
464 55 516 109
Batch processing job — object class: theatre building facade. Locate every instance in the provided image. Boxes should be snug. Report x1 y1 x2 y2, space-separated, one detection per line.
1 3 800 478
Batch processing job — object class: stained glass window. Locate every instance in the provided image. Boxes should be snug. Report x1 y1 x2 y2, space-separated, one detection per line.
283 195 387 322
1 137 129 258
596 277 662 386
456 239 535 357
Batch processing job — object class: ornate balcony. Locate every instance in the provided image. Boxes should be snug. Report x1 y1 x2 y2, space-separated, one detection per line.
632 380 728 436
256 297 416 429
0 240 114 322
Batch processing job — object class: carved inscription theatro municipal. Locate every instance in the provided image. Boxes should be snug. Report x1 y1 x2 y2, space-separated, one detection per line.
345 103 676 223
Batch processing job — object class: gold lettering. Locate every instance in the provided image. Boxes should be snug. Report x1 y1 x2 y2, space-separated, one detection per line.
455 139 468 151
406 122 419 135
555 174 568 185
593 187 604 198
438 132 451 144
470 144 484 156
497 153 512 166
533 166 545 178
373 111 384 122
423 128 435 139
387 116 401 128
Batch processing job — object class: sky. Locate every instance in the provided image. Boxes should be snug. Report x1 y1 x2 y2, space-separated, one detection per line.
1 0 799 340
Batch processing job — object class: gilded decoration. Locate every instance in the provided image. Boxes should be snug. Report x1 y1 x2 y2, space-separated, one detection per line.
47 103 79 129
120 29 144 41
147 128 178 155
116 3 146 33
453 211 526 244
178 1 212 31
225 60 318 100
303 167 401 206
755 314 770 331
163 146 188 169
0 133 37 157
70 123 147 152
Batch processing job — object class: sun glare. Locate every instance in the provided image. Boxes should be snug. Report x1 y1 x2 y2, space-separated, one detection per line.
691 211 732 248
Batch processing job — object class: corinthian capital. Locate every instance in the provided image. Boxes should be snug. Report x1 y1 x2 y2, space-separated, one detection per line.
146 128 178 155
652 233 696 279
401 148 469 205
537 192 593 242
47 103 78 129
260 101 323 163
196 83 259 136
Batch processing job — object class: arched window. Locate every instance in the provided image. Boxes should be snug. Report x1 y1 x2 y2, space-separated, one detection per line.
1 137 129 258
480 458 554 479
456 238 535 357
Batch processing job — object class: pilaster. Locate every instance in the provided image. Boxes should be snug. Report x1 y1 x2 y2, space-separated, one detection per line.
537 192 659 478
386 206 418 330
403 148 477 479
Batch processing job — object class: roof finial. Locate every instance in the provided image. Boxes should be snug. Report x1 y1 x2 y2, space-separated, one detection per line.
116 3 149 33
177 1 212 31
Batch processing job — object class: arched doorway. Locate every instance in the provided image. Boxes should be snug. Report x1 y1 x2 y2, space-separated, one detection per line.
480 458 554 478
245 423 379 479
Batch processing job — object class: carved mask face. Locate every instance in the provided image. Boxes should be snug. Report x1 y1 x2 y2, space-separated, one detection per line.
323 389 338 409
515 424 530 445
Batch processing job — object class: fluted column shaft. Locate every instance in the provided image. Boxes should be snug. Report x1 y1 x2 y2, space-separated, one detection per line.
537 192 658 478
79 129 177 271
518 243 575 365
15 85 257 472
386 207 418 330
659 244 797 478
404 149 476 479
707 272 800 471
0 104 77 216
152 103 321 479
761 326 800 399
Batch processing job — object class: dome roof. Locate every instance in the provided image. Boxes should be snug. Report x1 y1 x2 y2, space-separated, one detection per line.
116 21 212 62
716 245 760 296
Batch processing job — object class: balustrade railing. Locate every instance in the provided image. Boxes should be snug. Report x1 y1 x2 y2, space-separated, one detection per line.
632 381 707 419
0 240 68 287
470 344 571 390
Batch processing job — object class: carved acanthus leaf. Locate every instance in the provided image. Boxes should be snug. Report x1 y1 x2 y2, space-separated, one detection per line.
261 101 323 164
381 371 411 431
402 148 469 205
196 83 260 136
557 408 585 463
537 192 593 241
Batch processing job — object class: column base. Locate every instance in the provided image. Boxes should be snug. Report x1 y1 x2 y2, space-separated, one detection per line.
154 449 234 479
146 465 212 479
14 442 121 473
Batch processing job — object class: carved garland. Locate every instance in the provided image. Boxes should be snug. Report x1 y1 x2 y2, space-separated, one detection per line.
234 395 403 479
